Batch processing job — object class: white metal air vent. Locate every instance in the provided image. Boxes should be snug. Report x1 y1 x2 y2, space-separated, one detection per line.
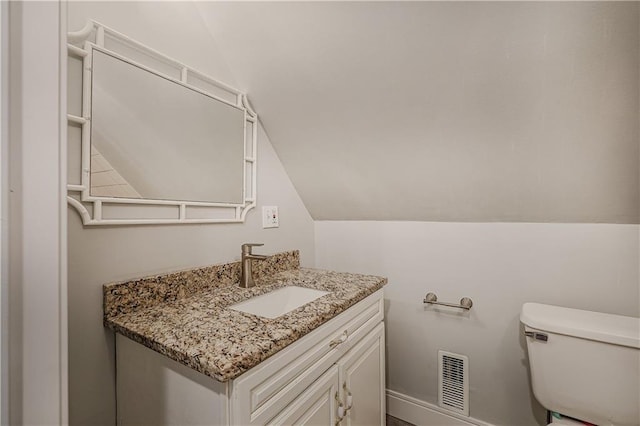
438 350 469 417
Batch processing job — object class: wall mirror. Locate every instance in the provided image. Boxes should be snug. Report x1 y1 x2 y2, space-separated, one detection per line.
66 21 257 225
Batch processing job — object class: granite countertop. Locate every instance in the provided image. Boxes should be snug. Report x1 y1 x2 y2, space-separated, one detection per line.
104 251 387 382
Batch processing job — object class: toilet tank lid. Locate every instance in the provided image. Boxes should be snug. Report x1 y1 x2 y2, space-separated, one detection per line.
520 303 640 349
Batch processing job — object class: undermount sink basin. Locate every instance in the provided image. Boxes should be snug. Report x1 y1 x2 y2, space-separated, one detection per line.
229 286 330 319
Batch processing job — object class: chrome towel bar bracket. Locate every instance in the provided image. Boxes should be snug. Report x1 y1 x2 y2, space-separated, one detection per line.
423 292 473 310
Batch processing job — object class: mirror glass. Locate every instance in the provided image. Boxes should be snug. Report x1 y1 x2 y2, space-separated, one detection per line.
90 50 245 204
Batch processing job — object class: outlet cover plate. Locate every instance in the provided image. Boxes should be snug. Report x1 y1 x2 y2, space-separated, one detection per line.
262 206 279 228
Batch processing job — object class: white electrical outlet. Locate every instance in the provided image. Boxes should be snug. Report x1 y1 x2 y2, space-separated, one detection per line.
262 206 279 228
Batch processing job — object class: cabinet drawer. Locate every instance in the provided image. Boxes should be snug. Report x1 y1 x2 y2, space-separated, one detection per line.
231 289 384 426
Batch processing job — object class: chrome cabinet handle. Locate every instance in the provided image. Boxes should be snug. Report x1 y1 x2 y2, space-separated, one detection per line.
335 392 345 425
329 330 348 348
343 382 353 411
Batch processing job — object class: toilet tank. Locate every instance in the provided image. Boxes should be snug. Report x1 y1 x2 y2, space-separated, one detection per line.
521 303 640 426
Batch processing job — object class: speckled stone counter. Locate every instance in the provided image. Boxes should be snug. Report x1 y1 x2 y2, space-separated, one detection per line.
104 251 387 382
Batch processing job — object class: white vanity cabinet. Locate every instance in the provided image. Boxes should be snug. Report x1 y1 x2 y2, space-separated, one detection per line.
265 323 385 426
116 289 385 426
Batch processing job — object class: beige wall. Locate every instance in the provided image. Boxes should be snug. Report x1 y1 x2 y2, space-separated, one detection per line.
67 3 315 424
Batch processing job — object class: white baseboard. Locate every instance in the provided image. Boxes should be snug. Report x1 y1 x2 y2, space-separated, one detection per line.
386 389 495 426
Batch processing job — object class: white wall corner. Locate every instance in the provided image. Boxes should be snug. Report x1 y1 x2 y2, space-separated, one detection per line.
0 1 8 423
7 1 67 423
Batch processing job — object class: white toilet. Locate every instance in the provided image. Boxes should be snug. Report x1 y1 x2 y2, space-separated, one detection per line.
520 303 640 426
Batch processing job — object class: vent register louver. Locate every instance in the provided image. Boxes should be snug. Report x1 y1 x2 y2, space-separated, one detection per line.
438 350 469 416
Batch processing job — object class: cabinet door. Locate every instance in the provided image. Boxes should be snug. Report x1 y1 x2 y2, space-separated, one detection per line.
267 365 340 426
338 322 385 426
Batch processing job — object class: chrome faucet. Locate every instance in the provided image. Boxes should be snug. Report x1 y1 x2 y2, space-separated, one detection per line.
240 243 268 288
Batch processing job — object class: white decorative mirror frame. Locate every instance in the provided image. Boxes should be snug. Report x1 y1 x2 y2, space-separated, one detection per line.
66 21 257 225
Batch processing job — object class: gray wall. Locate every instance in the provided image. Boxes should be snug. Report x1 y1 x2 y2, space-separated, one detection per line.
316 221 639 425
199 1 640 224
66 3 640 426
199 2 640 424
67 3 315 424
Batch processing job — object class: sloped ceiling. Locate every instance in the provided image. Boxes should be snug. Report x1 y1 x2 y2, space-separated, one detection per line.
196 2 639 223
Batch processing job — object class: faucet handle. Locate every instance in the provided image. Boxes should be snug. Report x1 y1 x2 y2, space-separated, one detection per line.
241 243 264 253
